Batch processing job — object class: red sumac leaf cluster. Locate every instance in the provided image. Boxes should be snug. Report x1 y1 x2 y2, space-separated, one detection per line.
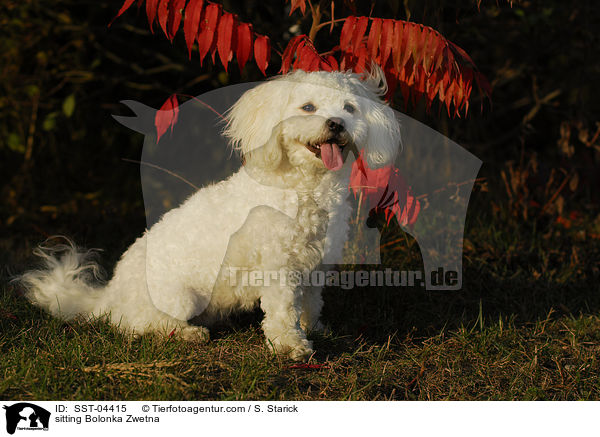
113 1 490 118
338 16 490 117
113 0 272 74
279 36 338 73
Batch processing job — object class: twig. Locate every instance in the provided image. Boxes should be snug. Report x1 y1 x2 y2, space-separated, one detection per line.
415 178 486 201
122 158 199 190
315 17 347 32
24 92 39 164
178 93 228 121
406 362 425 392
540 171 572 214
330 0 335 32
308 1 323 42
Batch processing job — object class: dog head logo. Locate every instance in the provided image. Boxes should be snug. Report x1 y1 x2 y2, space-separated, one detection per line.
113 72 481 319
3 403 50 435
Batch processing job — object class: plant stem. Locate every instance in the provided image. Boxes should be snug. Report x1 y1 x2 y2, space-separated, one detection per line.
315 17 347 32
308 1 322 42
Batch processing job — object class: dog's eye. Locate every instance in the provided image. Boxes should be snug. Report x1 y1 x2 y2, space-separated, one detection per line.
301 103 316 112
344 103 356 114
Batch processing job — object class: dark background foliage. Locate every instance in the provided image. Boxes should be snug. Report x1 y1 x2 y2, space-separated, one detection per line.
2 0 598 244
0 0 600 314
2 0 599 300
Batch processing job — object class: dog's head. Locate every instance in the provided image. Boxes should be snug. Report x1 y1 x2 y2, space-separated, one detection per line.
223 68 401 173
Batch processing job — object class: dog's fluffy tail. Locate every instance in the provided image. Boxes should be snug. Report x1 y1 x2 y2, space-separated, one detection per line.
18 238 106 321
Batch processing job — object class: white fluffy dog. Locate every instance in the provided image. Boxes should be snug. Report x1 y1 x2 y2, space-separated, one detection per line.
19 69 400 360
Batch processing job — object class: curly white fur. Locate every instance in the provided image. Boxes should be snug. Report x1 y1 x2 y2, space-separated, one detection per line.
19 69 400 360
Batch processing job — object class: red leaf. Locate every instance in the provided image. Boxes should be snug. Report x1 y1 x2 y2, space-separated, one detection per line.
184 0 204 58
380 19 394 66
339 50 350 70
352 16 369 52
426 32 444 74
442 45 456 74
146 0 160 32
302 48 318 71
367 18 382 63
155 94 179 143
420 28 434 71
354 45 368 73
254 35 270 75
197 3 220 65
157 0 170 37
217 12 234 71
322 54 339 71
289 0 307 16
412 25 428 69
399 25 412 73
295 44 321 71
392 20 403 72
406 23 420 66
167 0 186 40
309 52 321 71
109 0 136 26
292 42 307 70
448 41 476 67
235 22 252 72
280 35 305 74
415 65 426 98
438 69 450 102
320 59 333 71
340 16 356 50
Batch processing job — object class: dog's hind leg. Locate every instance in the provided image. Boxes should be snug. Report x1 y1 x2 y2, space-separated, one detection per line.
95 235 210 342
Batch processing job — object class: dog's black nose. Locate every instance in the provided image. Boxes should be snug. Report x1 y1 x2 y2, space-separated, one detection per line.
327 117 345 134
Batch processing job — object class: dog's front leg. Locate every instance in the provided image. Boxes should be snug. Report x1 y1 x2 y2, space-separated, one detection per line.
300 284 326 333
260 281 313 361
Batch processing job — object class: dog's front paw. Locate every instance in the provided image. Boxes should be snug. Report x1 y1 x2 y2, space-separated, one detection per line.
179 326 210 343
289 344 314 361
268 338 314 361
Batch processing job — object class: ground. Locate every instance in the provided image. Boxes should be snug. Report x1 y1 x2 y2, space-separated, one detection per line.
2 191 599 400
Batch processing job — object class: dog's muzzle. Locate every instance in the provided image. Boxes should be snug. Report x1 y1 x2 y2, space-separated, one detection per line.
305 118 350 171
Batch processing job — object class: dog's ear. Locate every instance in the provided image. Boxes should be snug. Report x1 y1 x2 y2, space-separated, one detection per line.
223 79 290 159
243 129 283 171
361 99 401 168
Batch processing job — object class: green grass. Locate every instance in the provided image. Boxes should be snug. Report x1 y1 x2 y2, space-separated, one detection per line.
2 294 600 400
2 197 600 400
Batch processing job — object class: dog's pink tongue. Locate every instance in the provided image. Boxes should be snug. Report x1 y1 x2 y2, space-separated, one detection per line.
320 143 343 171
